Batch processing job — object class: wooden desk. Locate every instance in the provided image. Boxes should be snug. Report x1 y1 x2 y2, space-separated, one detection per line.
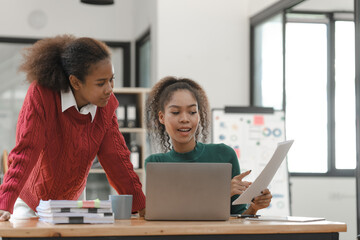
0 217 346 240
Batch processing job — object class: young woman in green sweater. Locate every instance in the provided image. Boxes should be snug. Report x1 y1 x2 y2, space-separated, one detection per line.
145 76 272 215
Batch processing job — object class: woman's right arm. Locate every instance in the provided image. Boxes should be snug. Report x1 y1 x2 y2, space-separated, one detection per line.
0 84 46 218
0 210 11 221
230 170 252 197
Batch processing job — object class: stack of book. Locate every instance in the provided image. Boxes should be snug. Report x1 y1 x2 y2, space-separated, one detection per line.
36 199 114 224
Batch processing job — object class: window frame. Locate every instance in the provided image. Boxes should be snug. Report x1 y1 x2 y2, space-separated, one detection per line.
135 28 151 88
354 0 360 234
250 0 305 110
250 5 356 177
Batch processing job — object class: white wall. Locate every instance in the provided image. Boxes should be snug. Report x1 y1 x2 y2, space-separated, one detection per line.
291 177 356 240
133 0 158 86
0 0 133 41
156 0 250 108
248 0 280 17
133 0 156 38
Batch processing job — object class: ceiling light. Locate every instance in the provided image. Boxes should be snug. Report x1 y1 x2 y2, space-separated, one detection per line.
80 0 114 5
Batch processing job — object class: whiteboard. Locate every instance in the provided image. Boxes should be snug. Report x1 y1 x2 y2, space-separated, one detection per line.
212 107 290 216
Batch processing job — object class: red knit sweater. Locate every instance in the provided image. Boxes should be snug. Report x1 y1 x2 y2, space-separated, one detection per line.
0 83 145 213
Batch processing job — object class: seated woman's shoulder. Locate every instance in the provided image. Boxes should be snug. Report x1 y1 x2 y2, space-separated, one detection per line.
145 153 168 164
204 142 233 151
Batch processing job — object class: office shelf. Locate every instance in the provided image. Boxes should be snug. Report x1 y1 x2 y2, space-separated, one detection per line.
87 87 150 198
90 168 145 175
119 128 146 133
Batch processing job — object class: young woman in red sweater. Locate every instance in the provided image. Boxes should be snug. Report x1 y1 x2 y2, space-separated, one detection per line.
0 35 145 221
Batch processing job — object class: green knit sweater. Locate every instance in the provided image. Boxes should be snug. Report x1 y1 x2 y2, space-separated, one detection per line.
145 142 247 214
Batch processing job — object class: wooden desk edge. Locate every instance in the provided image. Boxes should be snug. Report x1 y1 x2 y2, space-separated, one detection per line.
0 218 347 238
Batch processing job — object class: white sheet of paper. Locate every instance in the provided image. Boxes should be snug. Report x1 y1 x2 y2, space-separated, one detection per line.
245 216 325 222
232 140 294 205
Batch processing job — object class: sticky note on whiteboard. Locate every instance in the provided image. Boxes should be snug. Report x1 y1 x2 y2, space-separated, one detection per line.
254 115 264 125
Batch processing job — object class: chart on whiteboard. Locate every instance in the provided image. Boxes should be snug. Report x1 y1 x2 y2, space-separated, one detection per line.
212 109 290 216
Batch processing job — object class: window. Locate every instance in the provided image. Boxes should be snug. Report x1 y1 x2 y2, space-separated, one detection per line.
285 18 328 173
334 20 356 170
251 12 356 176
252 13 284 110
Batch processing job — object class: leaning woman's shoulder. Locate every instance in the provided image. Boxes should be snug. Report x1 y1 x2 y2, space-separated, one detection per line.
25 81 58 105
29 81 51 93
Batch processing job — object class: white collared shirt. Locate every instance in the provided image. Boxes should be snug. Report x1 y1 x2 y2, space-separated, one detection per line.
61 89 97 122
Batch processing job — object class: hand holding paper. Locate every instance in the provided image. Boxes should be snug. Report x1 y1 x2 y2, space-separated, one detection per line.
232 140 294 205
249 188 272 211
231 170 252 197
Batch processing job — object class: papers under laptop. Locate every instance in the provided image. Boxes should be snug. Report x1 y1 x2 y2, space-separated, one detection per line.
232 140 294 205
145 163 231 221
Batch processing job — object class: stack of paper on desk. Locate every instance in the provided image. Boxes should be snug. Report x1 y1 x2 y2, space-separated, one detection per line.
36 199 114 224
246 216 326 222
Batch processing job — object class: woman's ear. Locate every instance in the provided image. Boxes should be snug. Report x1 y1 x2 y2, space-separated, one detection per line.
69 75 81 91
158 111 165 124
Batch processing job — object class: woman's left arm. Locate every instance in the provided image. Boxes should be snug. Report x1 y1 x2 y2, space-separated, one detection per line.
242 189 272 215
97 114 146 213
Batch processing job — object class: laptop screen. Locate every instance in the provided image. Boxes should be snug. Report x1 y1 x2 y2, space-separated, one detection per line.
145 162 231 221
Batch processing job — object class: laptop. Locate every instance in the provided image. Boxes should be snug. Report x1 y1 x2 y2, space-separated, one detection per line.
145 162 231 221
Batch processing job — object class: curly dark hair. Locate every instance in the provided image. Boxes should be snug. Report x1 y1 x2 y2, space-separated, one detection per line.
146 76 210 152
19 34 111 91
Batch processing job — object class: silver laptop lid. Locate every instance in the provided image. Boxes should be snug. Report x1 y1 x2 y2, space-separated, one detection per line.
145 162 231 221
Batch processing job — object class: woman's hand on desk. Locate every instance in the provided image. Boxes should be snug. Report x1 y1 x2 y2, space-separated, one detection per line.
0 210 11 221
231 170 252 197
139 208 145 217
